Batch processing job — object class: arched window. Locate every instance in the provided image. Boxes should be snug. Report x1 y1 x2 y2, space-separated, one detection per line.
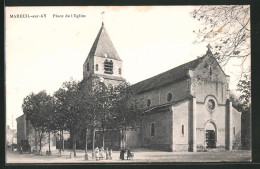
147 99 151 107
95 64 99 71
86 63 89 71
151 123 155 136
104 59 113 74
167 93 173 102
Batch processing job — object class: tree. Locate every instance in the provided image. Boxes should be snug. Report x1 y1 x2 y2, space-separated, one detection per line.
237 74 251 107
54 79 88 157
85 79 115 150
229 90 251 150
22 91 53 154
191 5 250 77
45 97 56 154
111 82 144 149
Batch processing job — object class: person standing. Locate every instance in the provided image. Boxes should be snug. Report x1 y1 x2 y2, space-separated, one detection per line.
120 149 126 160
99 147 103 160
127 148 131 160
109 149 112 160
105 148 109 160
95 147 99 161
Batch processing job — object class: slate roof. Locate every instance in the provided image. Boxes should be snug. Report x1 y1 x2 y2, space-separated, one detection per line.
87 23 121 61
131 56 206 94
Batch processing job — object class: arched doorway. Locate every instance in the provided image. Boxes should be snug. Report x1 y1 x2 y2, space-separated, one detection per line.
205 121 217 149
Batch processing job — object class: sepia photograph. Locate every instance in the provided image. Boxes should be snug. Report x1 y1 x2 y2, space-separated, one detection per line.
5 6 251 163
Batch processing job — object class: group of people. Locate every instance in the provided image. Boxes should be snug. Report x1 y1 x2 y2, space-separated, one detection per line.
94 147 112 161
120 148 134 160
94 147 133 161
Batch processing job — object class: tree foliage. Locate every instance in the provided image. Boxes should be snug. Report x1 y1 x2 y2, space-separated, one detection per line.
22 77 144 154
237 74 251 106
230 74 250 112
110 82 144 149
112 82 143 130
54 79 88 156
84 79 116 148
191 5 250 76
22 90 54 152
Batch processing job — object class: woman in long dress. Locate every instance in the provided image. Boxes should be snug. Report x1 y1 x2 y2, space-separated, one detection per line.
95 147 99 161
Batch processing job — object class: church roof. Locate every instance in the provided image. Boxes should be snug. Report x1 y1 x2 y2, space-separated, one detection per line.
87 23 121 61
131 55 205 94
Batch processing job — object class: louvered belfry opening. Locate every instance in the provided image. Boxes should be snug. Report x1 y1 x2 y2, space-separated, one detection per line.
104 59 113 74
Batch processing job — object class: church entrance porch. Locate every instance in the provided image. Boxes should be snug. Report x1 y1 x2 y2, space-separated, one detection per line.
204 121 217 149
205 130 216 148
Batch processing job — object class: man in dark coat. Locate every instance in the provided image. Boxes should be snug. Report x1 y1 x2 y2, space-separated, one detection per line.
120 149 126 160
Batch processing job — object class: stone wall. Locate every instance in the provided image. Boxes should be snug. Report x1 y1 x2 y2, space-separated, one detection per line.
138 79 190 109
232 107 241 149
142 108 173 151
191 55 229 105
126 129 142 148
172 100 189 151
83 56 94 80
16 114 27 147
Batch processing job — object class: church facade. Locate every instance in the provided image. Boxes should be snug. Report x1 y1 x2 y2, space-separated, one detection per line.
83 23 241 152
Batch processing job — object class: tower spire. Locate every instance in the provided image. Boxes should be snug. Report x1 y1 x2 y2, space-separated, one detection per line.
101 11 105 25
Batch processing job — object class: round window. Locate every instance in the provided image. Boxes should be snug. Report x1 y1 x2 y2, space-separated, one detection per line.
167 93 173 102
207 99 215 111
147 99 151 107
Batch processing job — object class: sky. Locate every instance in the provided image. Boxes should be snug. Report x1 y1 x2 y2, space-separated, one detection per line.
5 6 250 129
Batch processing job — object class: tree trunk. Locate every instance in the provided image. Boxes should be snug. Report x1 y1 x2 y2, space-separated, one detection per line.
35 130 38 153
102 120 105 149
102 130 105 149
48 132 51 152
85 129 88 152
120 129 126 149
85 128 88 160
124 125 127 149
92 129 95 159
120 129 123 150
39 132 42 154
59 130 62 157
62 130 64 152
73 136 77 157
92 129 95 152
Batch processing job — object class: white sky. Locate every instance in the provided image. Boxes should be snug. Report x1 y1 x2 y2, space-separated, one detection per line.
5 6 250 129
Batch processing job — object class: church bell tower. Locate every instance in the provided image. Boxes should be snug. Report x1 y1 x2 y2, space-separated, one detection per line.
83 22 125 86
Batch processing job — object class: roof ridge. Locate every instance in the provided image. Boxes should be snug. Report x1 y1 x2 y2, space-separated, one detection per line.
132 55 205 87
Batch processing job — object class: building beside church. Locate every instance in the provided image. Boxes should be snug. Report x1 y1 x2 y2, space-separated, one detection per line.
82 22 241 152
16 114 57 153
6 125 17 148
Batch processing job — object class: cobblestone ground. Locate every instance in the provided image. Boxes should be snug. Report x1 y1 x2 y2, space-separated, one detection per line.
6 148 251 163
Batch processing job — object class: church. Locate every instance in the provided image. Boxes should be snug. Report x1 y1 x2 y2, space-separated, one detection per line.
81 22 241 152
